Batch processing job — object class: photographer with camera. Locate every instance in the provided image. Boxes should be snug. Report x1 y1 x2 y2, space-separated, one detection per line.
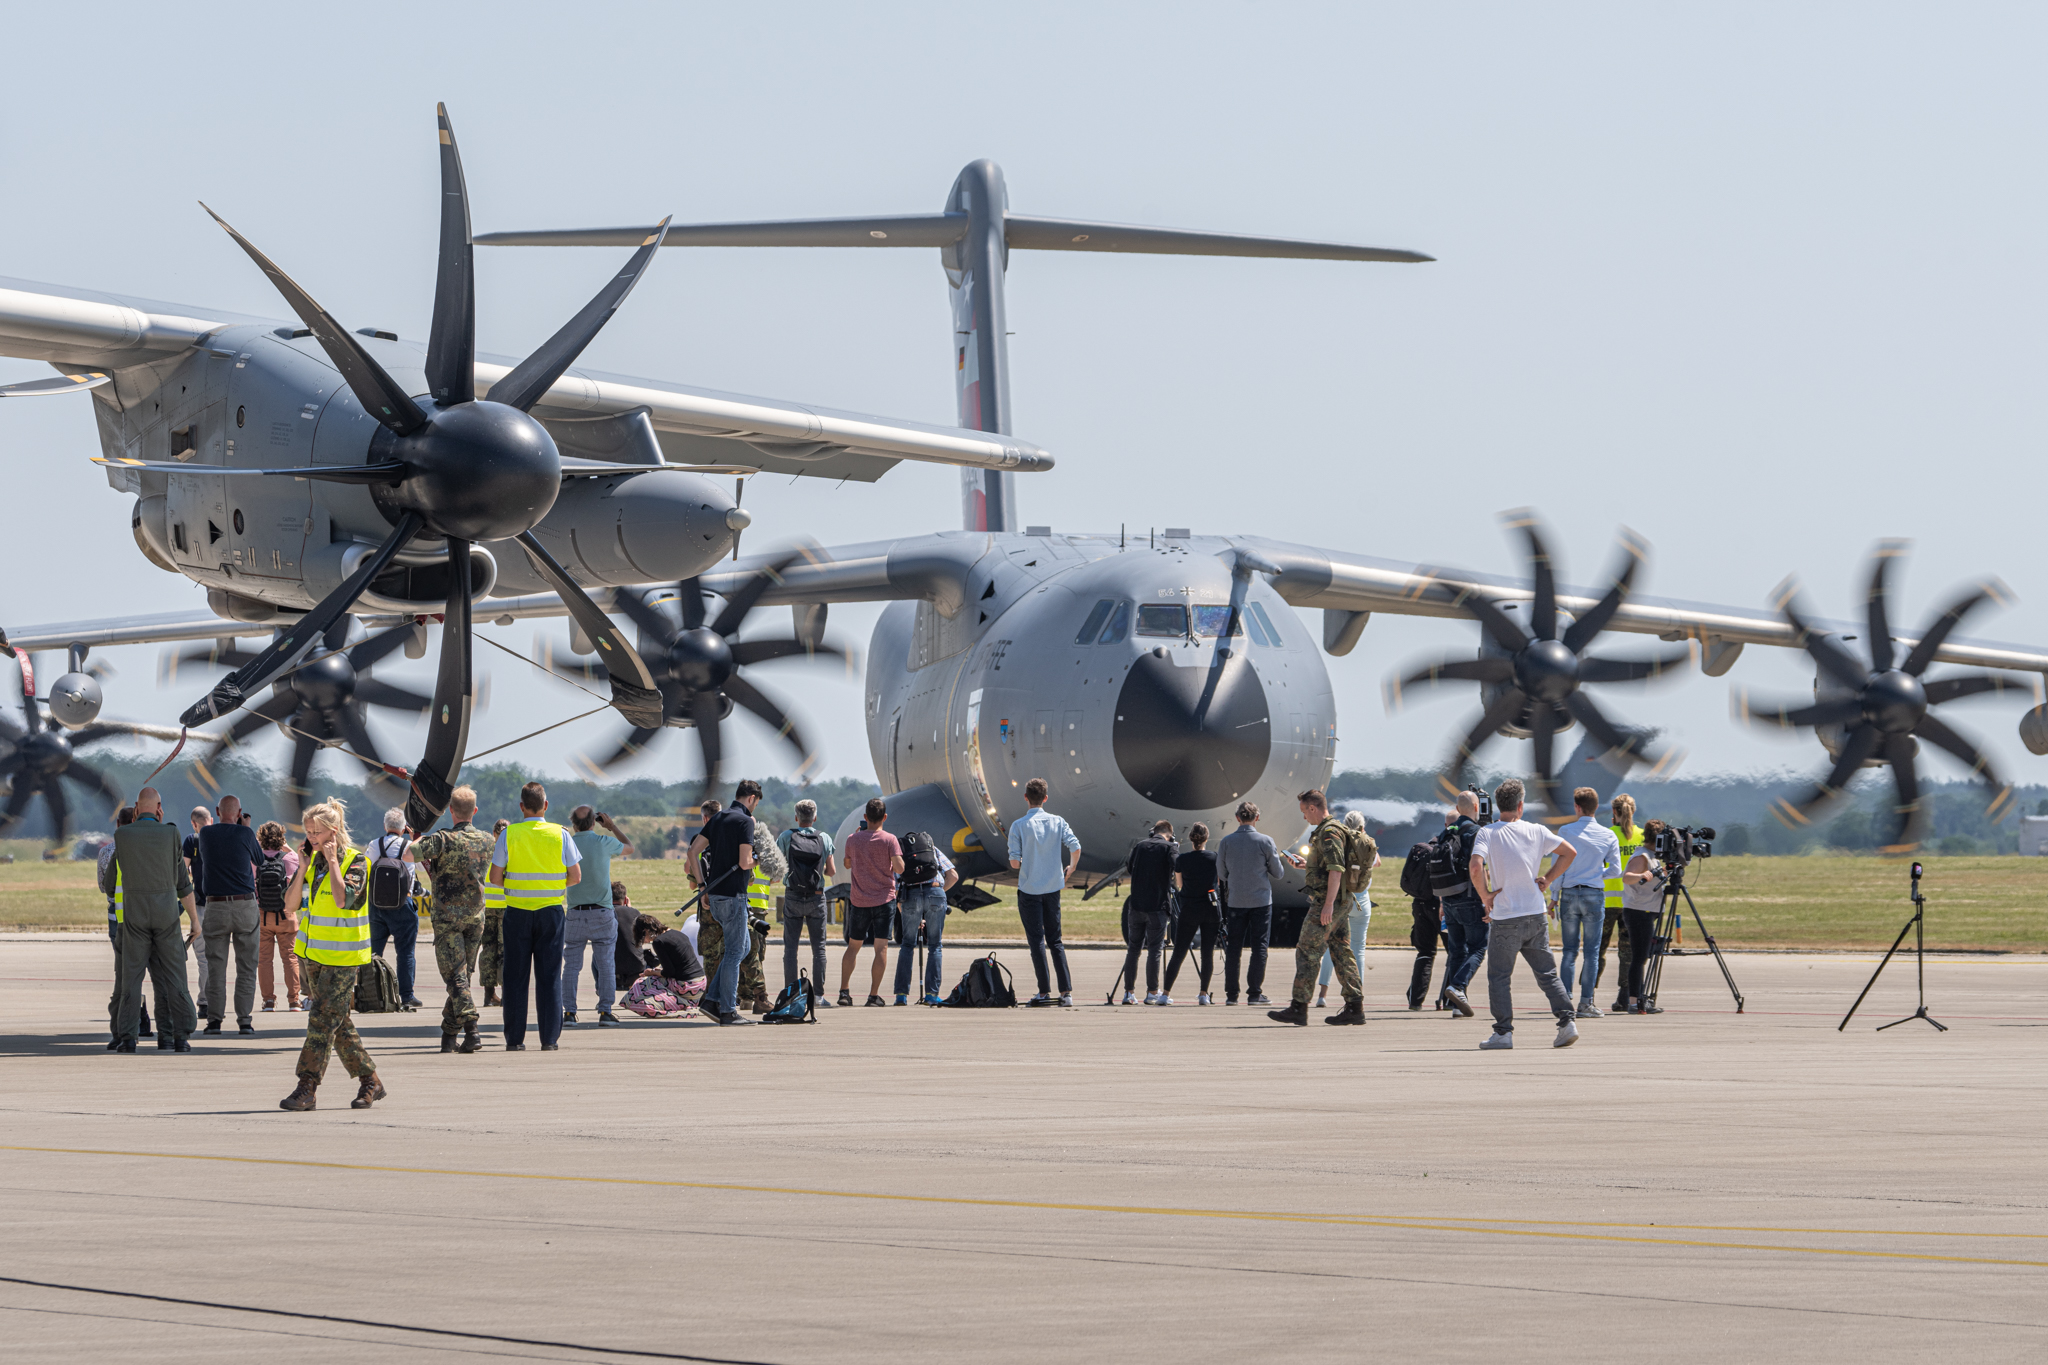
561 806 634 1027
1434 791 1488 1017
1620 821 1669 1014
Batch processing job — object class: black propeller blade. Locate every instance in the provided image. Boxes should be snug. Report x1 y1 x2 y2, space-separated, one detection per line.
563 554 848 796
178 104 678 828
1741 545 2022 852
1387 514 1687 816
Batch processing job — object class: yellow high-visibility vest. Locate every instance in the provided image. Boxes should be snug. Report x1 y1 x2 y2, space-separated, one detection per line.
746 862 774 914
112 868 123 925
296 849 370 966
1605 823 1645 910
503 819 569 910
484 880 505 913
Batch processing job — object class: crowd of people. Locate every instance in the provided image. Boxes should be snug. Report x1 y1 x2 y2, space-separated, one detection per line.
93 766 1674 1110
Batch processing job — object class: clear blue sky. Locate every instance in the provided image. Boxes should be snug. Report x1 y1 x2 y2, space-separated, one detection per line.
3 1 2043 792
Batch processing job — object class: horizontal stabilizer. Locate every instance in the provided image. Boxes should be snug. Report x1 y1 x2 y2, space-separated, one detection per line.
0 369 110 397
479 215 1430 263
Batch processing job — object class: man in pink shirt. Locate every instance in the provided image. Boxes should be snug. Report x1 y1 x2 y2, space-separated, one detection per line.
838 797 904 1007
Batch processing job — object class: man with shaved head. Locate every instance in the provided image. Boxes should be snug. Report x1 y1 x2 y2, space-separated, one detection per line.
110 787 199 1052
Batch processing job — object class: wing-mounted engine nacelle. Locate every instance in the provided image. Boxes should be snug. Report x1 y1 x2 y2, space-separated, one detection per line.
1481 603 1580 741
302 538 500 614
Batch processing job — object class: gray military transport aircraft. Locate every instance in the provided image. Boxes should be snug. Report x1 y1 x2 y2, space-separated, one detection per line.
5 117 2047 882
479 159 2048 917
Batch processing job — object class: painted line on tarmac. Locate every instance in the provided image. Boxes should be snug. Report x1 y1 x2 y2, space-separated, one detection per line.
6 1144 2047 1269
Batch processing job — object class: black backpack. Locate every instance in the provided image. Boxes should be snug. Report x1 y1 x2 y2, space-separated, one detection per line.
762 971 818 1024
1398 842 1436 902
354 957 410 1013
900 829 940 885
1426 825 1473 898
256 851 292 915
784 826 826 897
942 953 1017 1008
369 834 409 912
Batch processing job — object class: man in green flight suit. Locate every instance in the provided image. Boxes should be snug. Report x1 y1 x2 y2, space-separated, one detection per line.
110 786 200 1053
1271 788 1368 1027
405 784 496 1054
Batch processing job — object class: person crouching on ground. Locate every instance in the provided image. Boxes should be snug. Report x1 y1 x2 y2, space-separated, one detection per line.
279 798 385 1110
623 914 710 1019
1471 779 1579 1050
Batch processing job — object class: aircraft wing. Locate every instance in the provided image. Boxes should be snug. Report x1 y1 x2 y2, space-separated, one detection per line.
0 276 1051 479
4 612 276 653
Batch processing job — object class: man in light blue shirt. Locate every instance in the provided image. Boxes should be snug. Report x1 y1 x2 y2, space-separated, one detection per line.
1007 777 1081 1006
1553 786 1622 1018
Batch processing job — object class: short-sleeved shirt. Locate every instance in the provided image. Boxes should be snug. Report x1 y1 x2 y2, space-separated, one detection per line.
843 828 902 909
1126 836 1179 914
196 822 263 899
491 820 582 869
570 830 624 908
409 823 496 917
1176 849 1219 907
699 808 755 896
1472 819 1570 920
183 833 206 906
904 846 954 890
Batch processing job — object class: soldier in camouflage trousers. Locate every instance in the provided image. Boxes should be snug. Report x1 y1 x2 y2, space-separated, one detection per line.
478 818 510 1001
405 786 497 1053
280 799 384 1112
1274 790 1369 1026
695 820 787 1012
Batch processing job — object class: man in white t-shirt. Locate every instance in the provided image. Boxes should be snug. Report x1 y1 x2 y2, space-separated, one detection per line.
1469 777 1581 1050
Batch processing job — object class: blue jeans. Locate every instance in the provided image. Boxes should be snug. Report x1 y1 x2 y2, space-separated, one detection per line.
892 885 948 998
500 905 564 1048
561 904 618 1013
369 901 419 1002
706 894 751 1016
1442 896 1488 992
1320 893 1372 987
1556 887 1605 1002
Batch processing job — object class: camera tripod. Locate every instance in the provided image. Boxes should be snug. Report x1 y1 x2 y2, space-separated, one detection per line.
1839 863 1944 1032
1639 862 1745 1012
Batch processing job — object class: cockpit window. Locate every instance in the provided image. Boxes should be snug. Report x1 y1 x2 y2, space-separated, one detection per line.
1192 605 1237 637
1076 599 1113 645
1136 604 1188 638
1247 602 1283 648
1098 600 1131 644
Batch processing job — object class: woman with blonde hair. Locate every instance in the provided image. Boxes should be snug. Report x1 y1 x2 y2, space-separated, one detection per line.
277 799 386 1112
1599 793 1645 1010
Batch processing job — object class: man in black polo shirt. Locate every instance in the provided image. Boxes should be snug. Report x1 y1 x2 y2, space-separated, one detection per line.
1118 820 1180 1005
686 780 760 1025
197 795 265 1035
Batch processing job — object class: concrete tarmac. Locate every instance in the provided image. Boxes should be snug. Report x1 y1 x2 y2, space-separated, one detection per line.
2 935 2044 1363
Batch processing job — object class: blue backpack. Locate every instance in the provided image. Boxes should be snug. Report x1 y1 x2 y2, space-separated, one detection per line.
762 971 817 1024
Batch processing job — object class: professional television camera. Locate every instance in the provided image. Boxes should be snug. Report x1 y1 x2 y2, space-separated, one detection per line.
1653 824 1715 866
1466 785 1494 827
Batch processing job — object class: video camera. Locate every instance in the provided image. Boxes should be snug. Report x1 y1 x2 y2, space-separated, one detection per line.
1466 785 1494 827
1654 825 1715 866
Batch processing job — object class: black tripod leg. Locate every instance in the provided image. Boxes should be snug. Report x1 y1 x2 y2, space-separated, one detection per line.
1840 910 1917 1032
1681 884 1745 1013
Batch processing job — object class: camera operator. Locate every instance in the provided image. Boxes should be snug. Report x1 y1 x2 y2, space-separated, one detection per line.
1437 792 1487 1018
1121 820 1180 1005
1619 820 1668 1015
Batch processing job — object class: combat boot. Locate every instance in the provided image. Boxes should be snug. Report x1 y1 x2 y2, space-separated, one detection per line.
1324 1002 1366 1026
484 987 500 1007
748 994 771 1015
351 1074 387 1109
440 1031 458 1053
457 1022 482 1053
1267 1001 1310 1026
279 1077 318 1112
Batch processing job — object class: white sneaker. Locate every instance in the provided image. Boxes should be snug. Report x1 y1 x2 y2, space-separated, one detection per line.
1122 991 1138 1005
1155 993 1175 1006
1058 993 1074 1008
1575 1002 1604 1019
1198 992 1212 1006
1479 1031 1514 1050
1554 1019 1580 1048
1444 986 1474 1018
1141 992 1159 1005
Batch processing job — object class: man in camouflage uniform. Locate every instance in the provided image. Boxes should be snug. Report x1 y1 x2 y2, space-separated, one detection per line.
1272 788 1367 1027
739 820 787 1012
479 817 510 1004
405 786 495 1053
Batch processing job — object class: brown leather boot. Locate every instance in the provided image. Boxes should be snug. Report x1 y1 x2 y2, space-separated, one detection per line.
351 1074 387 1109
440 1031 458 1053
457 1022 481 1053
279 1077 318 1111
483 987 499 1007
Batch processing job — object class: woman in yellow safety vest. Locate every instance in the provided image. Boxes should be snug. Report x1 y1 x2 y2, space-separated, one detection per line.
1602 793 1645 1006
277 798 384 1113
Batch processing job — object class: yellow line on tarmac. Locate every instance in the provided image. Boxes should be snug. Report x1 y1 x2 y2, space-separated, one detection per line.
5 1145 2045 1269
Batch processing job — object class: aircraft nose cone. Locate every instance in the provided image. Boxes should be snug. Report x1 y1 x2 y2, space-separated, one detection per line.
1112 652 1271 811
289 653 357 712
387 400 562 542
668 627 734 694
1863 669 1928 735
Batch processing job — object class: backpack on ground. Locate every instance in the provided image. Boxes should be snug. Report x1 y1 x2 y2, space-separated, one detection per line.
369 834 408 913
256 851 292 916
762 971 818 1024
941 953 1017 1008
899 829 940 885
784 826 826 897
1398 842 1436 902
354 957 409 1013
1426 825 1472 899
